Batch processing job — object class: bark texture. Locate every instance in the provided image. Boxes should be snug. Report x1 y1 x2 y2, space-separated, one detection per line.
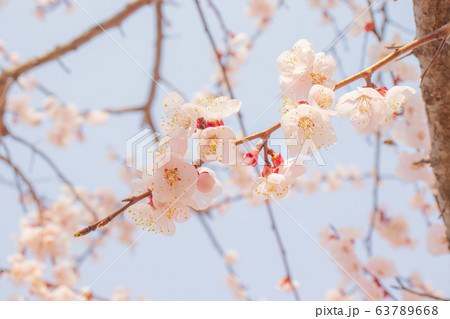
412 0 450 248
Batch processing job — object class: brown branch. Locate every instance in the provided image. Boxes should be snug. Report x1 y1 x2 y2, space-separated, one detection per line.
0 0 154 137
193 0 247 135
420 35 449 85
366 0 382 42
102 105 145 114
265 201 301 300
1 143 28 213
206 0 231 38
1 0 154 81
335 21 450 90
0 154 44 222
0 79 13 138
74 190 152 237
413 158 431 166
234 23 450 147
142 0 163 137
236 122 280 146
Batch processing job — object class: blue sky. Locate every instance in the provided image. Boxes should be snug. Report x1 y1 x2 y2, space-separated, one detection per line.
0 0 448 300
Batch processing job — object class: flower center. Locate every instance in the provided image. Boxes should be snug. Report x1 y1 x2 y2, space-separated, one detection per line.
164 168 181 186
357 95 372 113
207 135 219 153
417 131 426 140
298 116 314 136
310 72 326 85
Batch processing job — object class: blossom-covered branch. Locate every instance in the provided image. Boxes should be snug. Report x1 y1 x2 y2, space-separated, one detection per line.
234 21 450 146
194 0 246 134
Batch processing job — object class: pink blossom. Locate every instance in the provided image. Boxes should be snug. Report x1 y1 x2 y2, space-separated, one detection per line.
281 100 337 155
277 39 336 102
366 256 397 278
198 126 237 165
277 277 300 293
223 249 239 266
395 152 435 185
426 224 449 256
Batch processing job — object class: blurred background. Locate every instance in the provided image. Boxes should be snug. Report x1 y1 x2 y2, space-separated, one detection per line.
0 0 447 300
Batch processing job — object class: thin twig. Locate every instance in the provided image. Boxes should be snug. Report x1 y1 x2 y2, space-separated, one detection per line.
335 21 450 89
265 201 301 300
0 0 155 136
197 212 251 300
9 133 99 219
394 277 450 301
364 130 381 257
420 35 449 85
142 0 164 137
236 122 280 146
193 0 246 135
233 22 450 147
74 190 152 237
1 0 155 80
1 143 27 213
0 154 44 222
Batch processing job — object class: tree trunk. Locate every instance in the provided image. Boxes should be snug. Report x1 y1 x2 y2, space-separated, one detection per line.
412 0 450 248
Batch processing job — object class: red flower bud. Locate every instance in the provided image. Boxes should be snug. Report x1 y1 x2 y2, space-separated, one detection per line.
262 165 273 177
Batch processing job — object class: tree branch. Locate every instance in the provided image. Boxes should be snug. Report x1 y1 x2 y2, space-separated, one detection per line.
0 154 44 222
142 0 163 137
1 0 154 81
193 0 247 135
265 201 301 300
234 23 450 147
0 0 155 137
335 21 450 90
236 122 280 146
74 190 152 237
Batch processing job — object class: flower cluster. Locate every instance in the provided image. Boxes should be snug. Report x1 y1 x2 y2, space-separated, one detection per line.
5 93 110 147
125 92 243 235
372 209 416 249
276 39 337 102
280 91 337 156
254 156 306 199
320 225 398 300
4 187 136 300
335 85 415 133
211 33 252 91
